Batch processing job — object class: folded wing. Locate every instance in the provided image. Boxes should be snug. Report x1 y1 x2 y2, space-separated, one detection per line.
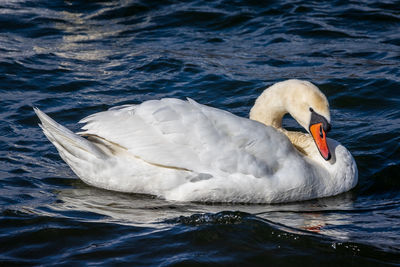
78 98 296 178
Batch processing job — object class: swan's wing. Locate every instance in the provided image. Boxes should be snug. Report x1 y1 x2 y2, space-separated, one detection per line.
78 98 296 178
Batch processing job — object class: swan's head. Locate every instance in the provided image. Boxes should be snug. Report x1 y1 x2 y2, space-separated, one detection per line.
285 80 331 160
251 79 332 160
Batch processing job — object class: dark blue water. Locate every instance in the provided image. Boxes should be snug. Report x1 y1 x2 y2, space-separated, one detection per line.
1 0 399 265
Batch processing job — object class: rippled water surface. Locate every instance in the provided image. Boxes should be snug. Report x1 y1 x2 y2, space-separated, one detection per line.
1 0 399 265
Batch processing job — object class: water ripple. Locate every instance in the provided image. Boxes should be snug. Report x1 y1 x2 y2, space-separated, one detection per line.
0 0 399 265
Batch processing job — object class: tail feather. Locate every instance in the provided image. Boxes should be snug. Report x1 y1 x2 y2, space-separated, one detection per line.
34 107 106 160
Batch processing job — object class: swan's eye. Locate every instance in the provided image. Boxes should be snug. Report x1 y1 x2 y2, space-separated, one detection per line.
319 125 323 138
309 107 314 112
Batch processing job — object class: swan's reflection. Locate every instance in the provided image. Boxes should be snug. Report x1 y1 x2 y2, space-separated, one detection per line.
53 180 356 241
255 192 356 240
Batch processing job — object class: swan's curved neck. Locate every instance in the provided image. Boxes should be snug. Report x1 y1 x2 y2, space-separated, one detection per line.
249 84 316 158
249 85 288 129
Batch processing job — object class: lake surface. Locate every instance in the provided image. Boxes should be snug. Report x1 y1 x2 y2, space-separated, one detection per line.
0 0 399 265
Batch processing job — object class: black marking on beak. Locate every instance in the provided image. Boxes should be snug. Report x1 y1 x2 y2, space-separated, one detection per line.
310 109 331 133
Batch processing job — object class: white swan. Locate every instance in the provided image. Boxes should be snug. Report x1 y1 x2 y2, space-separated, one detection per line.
35 79 357 203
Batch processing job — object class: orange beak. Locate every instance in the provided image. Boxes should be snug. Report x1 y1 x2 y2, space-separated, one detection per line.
309 123 331 160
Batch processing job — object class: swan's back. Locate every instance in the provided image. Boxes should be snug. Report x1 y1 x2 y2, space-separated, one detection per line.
79 98 298 180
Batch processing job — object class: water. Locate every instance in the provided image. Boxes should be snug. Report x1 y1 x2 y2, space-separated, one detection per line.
1 0 399 265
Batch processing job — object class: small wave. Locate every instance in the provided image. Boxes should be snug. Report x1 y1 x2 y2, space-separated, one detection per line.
166 211 250 225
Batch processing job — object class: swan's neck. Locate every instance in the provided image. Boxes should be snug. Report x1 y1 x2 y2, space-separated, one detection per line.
249 87 287 129
249 85 316 158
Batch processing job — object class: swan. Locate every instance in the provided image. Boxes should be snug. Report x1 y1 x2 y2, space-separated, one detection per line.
34 79 358 203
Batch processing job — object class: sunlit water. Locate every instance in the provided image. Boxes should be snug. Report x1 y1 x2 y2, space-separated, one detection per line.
0 0 399 265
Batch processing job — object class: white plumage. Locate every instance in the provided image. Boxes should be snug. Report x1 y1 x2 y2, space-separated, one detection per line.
35 80 358 203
